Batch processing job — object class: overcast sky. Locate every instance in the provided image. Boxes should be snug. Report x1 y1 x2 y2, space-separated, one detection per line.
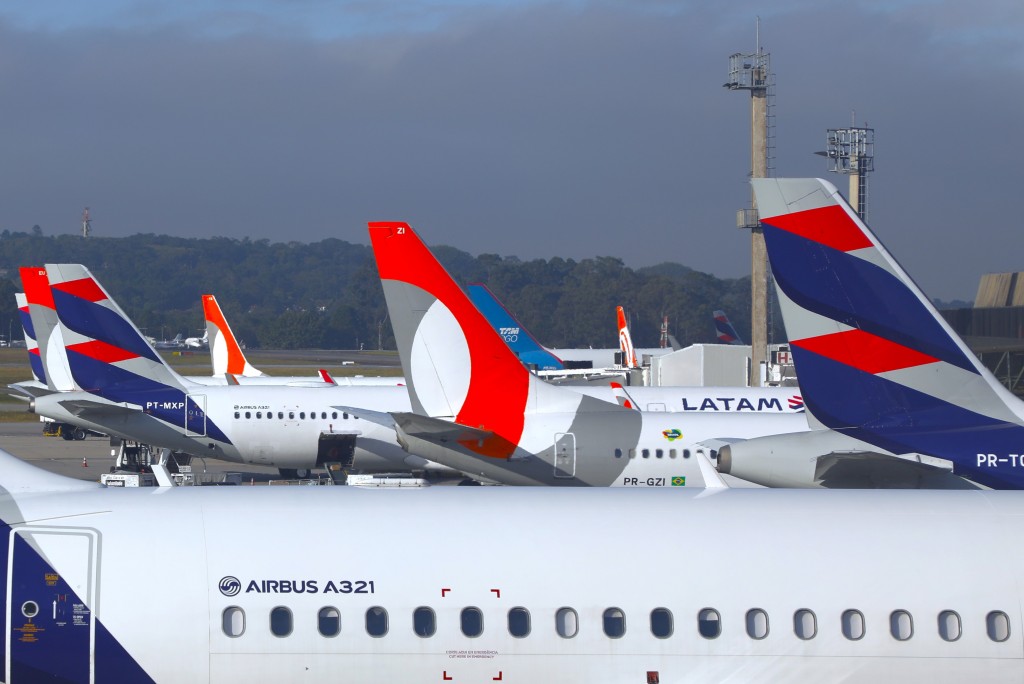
1 0 1020 300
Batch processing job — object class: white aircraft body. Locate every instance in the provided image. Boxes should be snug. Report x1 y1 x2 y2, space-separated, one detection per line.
18 265 442 477
360 221 810 486
2 452 1023 681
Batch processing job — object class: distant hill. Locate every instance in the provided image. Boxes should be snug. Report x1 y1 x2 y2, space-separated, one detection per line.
0 233 753 350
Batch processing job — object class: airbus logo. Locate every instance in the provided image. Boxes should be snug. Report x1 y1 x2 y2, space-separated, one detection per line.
219 576 241 597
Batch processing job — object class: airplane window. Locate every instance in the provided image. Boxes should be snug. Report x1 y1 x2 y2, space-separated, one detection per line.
344 412 350 420
461 607 483 638
987 611 1010 642
650 608 673 638
655 449 663 459
746 609 769 640
794 609 816 640
698 608 721 639
318 607 341 637
300 412 306 419
289 412 295 419
642 449 650 459
683 449 691 459
245 412 251 419
628 449 636 459
366 606 388 637
270 607 293 637
669 449 677 459
332 412 338 419
266 413 272 420
234 412 240 419
556 608 578 638
841 610 865 640
890 610 913 641
614 449 622 459
222 607 245 637
321 412 327 419
413 607 436 637
603 608 626 638
508 607 531 638
938 611 961 642
255 412 262 419
278 412 284 419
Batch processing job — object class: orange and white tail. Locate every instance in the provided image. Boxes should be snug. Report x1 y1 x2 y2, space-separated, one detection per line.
202 294 265 377
617 306 639 368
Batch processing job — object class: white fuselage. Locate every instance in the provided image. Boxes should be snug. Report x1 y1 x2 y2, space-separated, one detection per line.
5 478 1023 682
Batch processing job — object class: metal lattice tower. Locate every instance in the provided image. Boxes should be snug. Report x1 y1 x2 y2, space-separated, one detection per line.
822 117 874 221
725 21 774 386
81 207 92 238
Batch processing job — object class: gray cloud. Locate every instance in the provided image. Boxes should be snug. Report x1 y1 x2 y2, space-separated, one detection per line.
0 1 1020 300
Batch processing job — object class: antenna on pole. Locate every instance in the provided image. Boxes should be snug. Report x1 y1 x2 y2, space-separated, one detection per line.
81 207 92 238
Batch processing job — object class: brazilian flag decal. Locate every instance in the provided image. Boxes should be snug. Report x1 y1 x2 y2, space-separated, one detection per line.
671 476 686 487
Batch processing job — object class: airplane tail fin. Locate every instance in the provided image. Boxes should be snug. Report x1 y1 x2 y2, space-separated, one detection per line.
20 267 76 392
466 283 565 371
202 294 265 377
15 292 46 385
369 222 592 458
714 310 744 345
752 178 1024 465
617 306 639 368
43 264 189 397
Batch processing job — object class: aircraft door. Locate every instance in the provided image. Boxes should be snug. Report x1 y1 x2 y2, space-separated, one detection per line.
185 394 207 437
553 432 576 478
6 527 98 684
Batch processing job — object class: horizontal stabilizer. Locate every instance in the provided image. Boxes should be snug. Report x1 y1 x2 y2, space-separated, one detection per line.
58 398 141 418
332 406 396 430
390 411 495 443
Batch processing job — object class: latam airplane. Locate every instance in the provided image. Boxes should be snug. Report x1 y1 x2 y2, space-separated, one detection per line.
360 222 809 487
19 265 430 478
2 448 1024 681
718 178 1024 490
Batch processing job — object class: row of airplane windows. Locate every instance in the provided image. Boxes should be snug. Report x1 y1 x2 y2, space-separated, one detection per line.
220 605 1014 644
233 411 351 421
614 448 693 459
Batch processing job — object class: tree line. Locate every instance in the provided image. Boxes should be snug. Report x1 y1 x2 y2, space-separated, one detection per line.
0 231 757 350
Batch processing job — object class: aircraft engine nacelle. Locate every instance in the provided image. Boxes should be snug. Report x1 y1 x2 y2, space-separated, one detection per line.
716 432 824 488
718 429 972 489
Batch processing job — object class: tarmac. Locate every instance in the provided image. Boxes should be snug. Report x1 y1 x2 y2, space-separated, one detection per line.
0 420 287 484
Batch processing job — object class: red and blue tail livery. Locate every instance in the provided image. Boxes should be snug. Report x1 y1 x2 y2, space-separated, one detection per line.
750 178 1024 489
713 310 744 345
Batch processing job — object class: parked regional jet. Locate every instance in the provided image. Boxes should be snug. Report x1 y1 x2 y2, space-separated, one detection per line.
3 447 1024 681
360 222 808 486
717 178 1024 490
20 265 432 478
